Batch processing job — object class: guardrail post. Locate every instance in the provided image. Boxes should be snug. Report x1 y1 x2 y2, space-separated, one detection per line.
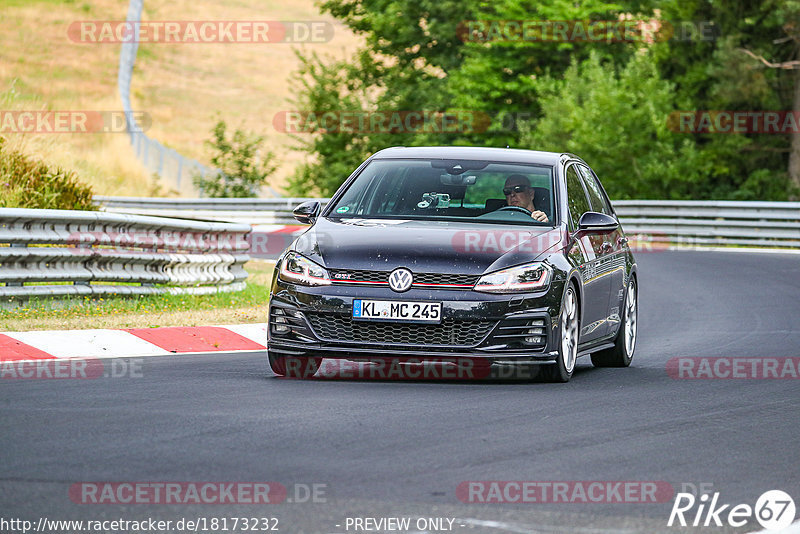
5 243 26 287
75 243 91 286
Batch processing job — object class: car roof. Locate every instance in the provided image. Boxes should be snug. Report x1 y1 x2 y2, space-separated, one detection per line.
370 146 578 166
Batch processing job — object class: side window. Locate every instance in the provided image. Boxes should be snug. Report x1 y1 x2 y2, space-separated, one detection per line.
578 165 612 215
565 165 591 230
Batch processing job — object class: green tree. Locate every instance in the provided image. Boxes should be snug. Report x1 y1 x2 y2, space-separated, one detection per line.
520 50 712 199
193 121 277 198
651 0 798 199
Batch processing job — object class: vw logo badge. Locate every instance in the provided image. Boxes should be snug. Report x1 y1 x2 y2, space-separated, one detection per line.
388 268 413 292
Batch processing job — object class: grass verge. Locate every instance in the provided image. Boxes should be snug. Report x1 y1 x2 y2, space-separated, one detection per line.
0 261 274 332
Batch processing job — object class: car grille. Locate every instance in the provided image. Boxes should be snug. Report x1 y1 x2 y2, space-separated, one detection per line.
329 269 387 283
306 313 494 347
414 273 479 286
328 269 479 288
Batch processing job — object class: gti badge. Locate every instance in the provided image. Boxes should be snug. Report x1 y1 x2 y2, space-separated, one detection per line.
388 268 413 292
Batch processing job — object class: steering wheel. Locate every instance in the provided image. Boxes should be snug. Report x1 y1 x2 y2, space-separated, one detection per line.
496 205 532 215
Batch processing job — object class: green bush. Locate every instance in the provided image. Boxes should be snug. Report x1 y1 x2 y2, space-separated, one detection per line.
193 120 277 198
0 137 96 210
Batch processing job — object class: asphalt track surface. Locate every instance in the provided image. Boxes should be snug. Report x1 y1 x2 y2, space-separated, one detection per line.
2 251 799 534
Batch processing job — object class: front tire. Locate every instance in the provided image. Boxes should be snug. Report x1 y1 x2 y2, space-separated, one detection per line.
268 353 321 378
591 277 637 368
543 284 579 383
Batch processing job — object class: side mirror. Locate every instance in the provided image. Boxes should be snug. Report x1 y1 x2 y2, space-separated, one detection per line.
576 211 618 236
293 201 320 224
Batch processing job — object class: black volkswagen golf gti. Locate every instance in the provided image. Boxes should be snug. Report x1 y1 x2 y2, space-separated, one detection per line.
267 147 638 382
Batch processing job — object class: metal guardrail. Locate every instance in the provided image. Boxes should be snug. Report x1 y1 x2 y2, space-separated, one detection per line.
95 196 327 225
614 200 800 249
0 209 251 299
95 197 800 249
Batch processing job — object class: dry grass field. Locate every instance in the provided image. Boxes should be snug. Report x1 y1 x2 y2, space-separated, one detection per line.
0 0 361 196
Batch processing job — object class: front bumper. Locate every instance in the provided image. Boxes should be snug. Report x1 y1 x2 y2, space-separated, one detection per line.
267 280 563 364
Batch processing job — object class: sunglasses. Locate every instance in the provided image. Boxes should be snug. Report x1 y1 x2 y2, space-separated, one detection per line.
503 185 529 196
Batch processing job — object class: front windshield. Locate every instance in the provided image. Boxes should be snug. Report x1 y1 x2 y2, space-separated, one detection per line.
327 158 555 225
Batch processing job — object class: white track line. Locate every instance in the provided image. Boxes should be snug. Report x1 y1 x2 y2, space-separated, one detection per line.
221 323 268 345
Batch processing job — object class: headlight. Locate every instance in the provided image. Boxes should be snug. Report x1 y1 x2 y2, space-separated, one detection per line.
279 252 331 286
474 262 552 293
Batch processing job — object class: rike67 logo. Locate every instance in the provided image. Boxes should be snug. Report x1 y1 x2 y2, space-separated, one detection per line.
668 490 796 530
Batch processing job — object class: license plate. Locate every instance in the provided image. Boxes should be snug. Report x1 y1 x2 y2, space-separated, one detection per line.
352 299 442 323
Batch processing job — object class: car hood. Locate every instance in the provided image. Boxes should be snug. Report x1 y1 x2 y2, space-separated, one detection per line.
292 217 566 275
